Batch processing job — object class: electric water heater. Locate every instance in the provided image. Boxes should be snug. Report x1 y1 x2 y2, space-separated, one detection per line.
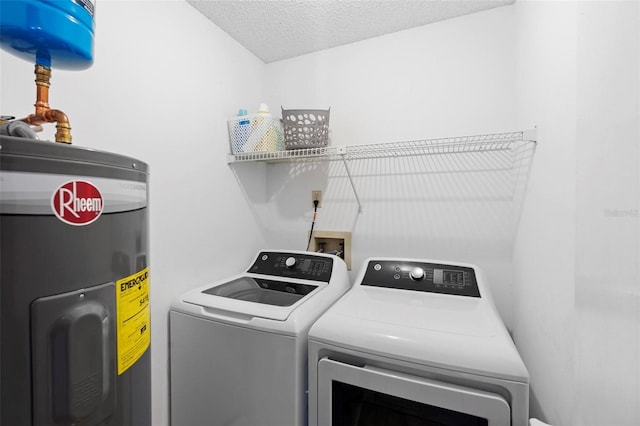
0 135 151 426
1 3 151 422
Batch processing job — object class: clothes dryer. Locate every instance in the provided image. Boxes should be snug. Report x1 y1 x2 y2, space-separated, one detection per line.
170 250 350 426
308 258 529 426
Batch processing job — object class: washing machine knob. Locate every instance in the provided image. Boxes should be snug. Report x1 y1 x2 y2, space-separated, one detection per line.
285 257 297 268
410 267 425 281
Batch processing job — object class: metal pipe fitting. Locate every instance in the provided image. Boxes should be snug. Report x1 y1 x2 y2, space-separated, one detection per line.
22 109 72 143
19 64 72 144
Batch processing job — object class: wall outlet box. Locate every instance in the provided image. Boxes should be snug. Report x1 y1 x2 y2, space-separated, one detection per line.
309 230 351 270
312 190 322 208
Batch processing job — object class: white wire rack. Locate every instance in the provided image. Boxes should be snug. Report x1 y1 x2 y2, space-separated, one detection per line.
227 130 537 163
228 146 330 163
227 129 537 214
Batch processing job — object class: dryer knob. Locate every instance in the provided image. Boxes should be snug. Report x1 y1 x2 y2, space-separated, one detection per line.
410 267 425 281
285 257 296 268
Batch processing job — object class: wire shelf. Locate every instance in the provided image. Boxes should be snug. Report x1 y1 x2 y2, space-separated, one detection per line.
228 146 331 163
227 130 536 163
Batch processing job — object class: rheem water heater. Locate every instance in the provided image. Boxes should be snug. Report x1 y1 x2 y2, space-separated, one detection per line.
0 135 151 425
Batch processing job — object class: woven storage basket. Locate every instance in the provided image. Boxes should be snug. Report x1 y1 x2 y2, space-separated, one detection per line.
281 108 330 150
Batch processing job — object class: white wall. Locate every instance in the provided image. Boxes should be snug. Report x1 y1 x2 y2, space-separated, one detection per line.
513 1 640 425
0 1 267 425
574 2 639 424
512 2 577 423
259 6 525 326
264 6 517 145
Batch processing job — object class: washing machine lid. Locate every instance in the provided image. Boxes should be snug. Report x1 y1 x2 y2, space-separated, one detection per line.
180 274 324 322
175 250 350 325
202 277 317 307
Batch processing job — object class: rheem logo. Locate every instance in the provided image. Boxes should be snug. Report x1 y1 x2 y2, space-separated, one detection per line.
52 180 104 225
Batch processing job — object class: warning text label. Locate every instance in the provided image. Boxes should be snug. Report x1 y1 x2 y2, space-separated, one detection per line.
116 267 150 375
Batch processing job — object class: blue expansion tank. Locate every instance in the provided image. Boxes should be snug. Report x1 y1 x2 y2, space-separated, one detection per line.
0 0 95 70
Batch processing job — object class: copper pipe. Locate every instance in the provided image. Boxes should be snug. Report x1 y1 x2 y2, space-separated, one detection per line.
18 64 72 144
22 109 72 144
34 65 51 114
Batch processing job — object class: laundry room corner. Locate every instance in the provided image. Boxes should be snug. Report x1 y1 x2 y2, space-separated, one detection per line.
2 1 639 425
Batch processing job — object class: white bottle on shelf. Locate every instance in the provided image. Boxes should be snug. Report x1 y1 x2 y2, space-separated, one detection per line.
244 103 281 152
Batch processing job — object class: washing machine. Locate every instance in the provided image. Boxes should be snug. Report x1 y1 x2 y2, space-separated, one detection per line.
169 249 350 426
308 258 530 426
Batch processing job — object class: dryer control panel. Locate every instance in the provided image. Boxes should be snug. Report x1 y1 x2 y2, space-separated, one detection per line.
361 260 480 297
248 251 334 282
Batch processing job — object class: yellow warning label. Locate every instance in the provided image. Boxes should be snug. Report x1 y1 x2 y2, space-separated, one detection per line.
116 267 150 375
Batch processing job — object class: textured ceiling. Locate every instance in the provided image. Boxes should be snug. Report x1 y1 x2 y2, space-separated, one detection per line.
187 0 515 63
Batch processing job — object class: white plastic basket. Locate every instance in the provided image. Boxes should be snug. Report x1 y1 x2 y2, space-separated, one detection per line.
228 115 284 154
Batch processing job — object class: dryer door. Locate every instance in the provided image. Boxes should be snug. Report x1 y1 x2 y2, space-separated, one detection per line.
317 358 510 426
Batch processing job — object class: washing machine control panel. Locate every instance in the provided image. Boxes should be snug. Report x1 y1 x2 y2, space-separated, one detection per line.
361 260 480 297
247 251 334 282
